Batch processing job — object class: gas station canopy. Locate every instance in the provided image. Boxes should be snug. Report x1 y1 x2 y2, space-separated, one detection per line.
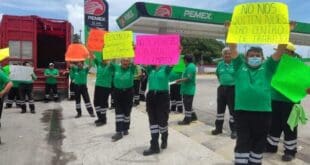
116 2 310 46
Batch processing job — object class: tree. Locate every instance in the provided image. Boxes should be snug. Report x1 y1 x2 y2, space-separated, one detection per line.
181 37 225 65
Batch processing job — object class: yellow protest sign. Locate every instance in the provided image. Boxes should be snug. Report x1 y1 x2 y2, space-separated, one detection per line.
0 48 10 61
103 31 134 59
227 2 289 44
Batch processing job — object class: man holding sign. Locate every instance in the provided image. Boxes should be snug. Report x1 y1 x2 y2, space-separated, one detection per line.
226 2 297 164
143 65 173 156
266 43 309 161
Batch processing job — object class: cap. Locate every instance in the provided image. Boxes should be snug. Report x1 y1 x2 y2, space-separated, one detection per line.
49 63 54 66
286 42 296 52
274 42 296 52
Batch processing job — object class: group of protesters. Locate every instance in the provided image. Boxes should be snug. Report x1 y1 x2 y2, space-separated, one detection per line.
62 35 310 164
0 32 310 165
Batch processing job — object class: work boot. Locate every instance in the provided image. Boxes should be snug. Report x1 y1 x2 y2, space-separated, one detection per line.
191 112 198 122
5 104 12 109
143 140 160 156
75 113 81 118
112 132 123 142
161 133 168 149
123 130 129 136
211 129 222 135
30 109 36 114
95 121 106 127
230 131 237 139
170 105 176 112
21 109 26 114
264 143 278 153
178 118 191 125
282 154 295 162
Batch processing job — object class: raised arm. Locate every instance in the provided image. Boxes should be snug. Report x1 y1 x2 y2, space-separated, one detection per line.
228 43 238 59
272 44 286 61
0 81 12 98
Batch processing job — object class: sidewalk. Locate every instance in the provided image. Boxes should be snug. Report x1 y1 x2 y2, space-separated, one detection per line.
60 100 230 165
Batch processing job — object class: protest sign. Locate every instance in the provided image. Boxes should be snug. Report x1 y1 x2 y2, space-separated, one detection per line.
134 34 180 65
226 2 289 44
271 55 310 103
87 29 106 52
65 44 89 61
172 55 185 72
0 48 10 61
10 65 34 81
103 31 134 59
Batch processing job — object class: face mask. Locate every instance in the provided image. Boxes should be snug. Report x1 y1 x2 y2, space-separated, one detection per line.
248 57 262 67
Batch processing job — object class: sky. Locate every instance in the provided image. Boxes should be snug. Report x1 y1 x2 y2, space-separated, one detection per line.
0 0 309 57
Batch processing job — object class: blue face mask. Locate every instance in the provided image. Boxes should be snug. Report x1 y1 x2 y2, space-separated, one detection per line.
248 57 262 67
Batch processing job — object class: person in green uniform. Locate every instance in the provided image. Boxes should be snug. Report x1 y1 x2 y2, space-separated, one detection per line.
212 47 236 139
73 60 95 118
0 68 13 129
143 65 172 156
228 43 286 165
69 63 77 100
44 63 59 102
133 65 142 106
169 70 183 113
111 58 136 142
176 55 198 125
265 42 304 161
19 62 37 114
3 64 20 108
93 55 113 126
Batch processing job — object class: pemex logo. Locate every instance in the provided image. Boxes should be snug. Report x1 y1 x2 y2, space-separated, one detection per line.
155 5 172 17
85 0 106 16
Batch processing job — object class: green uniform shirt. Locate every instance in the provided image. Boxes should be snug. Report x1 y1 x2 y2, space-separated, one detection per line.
0 70 10 91
134 65 142 80
169 71 182 82
271 89 292 102
94 58 113 88
12 81 20 88
44 68 59 84
181 63 196 95
113 64 135 89
216 61 235 86
74 68 89 85
233 55 278 112
69 66 77 80
147 66 172 91
2 65 10 76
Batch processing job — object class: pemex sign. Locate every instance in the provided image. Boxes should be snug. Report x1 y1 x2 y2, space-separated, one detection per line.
84 0 109 43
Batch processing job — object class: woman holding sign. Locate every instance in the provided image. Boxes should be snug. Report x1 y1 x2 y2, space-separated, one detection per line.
265 43 303 161
73 60 95 118
111 59 136 142
228 43 286 165
143 65 172 156
19 62 37 114
93 56 113 127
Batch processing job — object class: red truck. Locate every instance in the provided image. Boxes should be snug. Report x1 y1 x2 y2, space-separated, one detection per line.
0 15 73 99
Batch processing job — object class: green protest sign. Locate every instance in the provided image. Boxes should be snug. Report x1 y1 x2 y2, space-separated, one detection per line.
271 54 310 103
172 55 185 72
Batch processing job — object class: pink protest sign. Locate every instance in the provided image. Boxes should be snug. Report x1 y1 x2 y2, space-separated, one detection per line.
134 34 180 65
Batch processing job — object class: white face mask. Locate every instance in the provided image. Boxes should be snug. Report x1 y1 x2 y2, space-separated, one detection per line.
248 57 262 67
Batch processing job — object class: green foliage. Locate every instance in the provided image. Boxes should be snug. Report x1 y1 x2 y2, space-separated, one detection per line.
181 37 225 64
